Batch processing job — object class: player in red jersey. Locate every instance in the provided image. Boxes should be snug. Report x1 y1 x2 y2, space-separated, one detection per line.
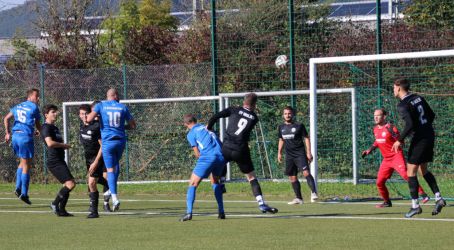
362 108 429 208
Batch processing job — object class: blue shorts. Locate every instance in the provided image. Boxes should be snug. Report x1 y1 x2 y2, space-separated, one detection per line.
102 139 125 169
12 133 34 159
193 154 226 179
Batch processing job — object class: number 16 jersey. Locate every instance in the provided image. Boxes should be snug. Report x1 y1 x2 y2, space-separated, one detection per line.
207 106 258 150
94 100 133 141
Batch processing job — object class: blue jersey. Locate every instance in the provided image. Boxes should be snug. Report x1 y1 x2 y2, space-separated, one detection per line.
187 123 223 156
10 100 41 137
94 100 133 141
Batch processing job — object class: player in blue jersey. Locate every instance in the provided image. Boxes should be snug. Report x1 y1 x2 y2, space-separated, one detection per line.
3 89 42 205
180 114 226 222
86 88 136 211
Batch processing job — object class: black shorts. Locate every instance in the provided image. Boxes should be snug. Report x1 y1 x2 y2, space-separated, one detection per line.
222 146 254 174
285 156 309 176
48 161 74 184
86 156 106 178
408 136 434 164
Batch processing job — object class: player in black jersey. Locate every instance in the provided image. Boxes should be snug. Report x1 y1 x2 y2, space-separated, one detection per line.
391 78 446 218
79 104 111 218
207 93 278 214
277 106 318 205
41 104 76 217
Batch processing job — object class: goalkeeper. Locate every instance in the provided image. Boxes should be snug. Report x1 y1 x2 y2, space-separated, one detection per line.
362 108 429 208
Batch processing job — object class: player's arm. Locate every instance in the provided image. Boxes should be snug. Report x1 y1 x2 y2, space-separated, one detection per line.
304 136 313 163
88 139 103 175
34 120 42 136
44 137 71 149
86 110 98 123
125 119 136 130
207 108 232 131
397 105 413 142
3 112 13 143
277 138 284 163
192 147 200 158
361 143 377 158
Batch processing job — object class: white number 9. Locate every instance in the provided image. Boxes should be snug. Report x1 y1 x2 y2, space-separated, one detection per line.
234 118 248 135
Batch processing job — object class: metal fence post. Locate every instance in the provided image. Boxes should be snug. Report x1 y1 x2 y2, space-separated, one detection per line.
210 0 219 116
376 0 383 107
289 0 296 108
122 64 130 181
39 64 47 183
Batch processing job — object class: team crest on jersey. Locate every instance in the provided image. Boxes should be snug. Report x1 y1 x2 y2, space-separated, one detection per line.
87 130 92 135
291 128 296 132
382 132 387 137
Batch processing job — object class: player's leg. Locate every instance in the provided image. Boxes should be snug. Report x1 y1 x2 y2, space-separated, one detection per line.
405 163 422 218
14 135 34 204
210 156 226 219
49 162 76 217
103 140 123 211
87 165 102 218
393 156 429 203
419 163 446 215
375 160 393 208
11 134 23 196
286 158 302 204
297 156 318 202
180 161 206 222
101 170 111 212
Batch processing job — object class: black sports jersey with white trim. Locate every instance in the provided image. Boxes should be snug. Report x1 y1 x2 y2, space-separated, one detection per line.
207 106 258 149
278 122 308 158
41 123 65 163
397 93 435 141
79 121 101 159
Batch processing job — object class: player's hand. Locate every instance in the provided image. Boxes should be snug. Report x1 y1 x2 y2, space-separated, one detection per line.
4 133 11 143
277 153 282 163
88 162 98 176
361 150 370 158
307 153 313 163
391 141 401 153
63 144 71 149
34 130 40 137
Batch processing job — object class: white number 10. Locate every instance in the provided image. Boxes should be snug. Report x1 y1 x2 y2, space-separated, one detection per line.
234 118 248 135
107 111 121 127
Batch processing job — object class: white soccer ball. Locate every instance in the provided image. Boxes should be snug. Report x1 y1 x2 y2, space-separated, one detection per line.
275 55 288 69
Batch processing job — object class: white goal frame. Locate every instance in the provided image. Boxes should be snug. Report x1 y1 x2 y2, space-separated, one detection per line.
309 49 454 186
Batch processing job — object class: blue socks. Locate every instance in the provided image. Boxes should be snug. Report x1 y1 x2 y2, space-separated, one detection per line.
212 184 224 214
21 172 30 196
186 186 197 214
15 168 22 191
107 172 117 195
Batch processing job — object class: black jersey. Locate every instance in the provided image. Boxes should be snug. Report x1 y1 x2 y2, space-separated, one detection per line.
397 93 435 141
79 120 101 159
278 122 308 158
41 123 65 163
207 106 258 150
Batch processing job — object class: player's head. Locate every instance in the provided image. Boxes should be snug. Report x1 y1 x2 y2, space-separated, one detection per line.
27 88 40 104
183 114 197 129
283 106 295 123
107 88 119 101
393 78 410 98
243 93 258 110
43 104 59 124
79 104 91 124
373 108 387 125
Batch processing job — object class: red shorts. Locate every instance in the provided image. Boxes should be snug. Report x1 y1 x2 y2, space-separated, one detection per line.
377 153 407 180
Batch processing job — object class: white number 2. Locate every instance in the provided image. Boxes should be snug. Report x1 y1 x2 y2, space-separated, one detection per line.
107 111 121 127
234 118 248 135
17 110 27 123
417 105 427 125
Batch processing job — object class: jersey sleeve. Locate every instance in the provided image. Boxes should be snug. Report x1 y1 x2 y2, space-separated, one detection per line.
186 131 197 147
33 106 41 121
300 124 309 138
124 106 133 121
207 107 233 130
93 103 102 114
397 104 413 142
41 124 51 140
277 125 283 139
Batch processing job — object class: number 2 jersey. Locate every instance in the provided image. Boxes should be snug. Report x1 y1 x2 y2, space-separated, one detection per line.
207 106 258 150
397 93 435 141
10 100 41 137
94 100 133 141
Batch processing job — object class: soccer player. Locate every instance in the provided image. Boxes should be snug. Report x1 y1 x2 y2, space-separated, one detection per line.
86 88 136 212
79 103 110 218
277 106 318 205
42 104 76 217
3 88 42 205
180 114 226 222
391 78 446 218
207 93 278 214
362 108 429 208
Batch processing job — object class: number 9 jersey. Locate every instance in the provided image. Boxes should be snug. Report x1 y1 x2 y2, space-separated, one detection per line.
94 100 134 141
207 106 258 150
11 100 41 136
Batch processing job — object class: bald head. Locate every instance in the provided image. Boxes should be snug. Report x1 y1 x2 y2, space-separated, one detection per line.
107 88 119 101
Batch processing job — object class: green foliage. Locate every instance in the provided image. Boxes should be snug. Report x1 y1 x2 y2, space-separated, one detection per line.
139 0 178 30
404 0 454 29
5 37 38 70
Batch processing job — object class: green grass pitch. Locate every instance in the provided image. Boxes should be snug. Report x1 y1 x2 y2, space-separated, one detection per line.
0 182 453 249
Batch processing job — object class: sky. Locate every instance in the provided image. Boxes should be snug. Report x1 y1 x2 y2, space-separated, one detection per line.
0 0 26 11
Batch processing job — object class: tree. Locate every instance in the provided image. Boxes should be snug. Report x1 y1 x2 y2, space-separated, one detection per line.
404 0 454 29
5 37 39 70
139 0 178 30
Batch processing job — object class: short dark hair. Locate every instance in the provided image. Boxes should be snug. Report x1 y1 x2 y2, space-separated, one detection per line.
375 107 387 116
394 78 410 91
183 114 197 124
27 88 39 97
79 104 91 113
244 93 258 107
43 104 58 115
283 106 295 114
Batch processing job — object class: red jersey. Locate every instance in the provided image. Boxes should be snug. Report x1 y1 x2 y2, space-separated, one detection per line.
373 123 402 158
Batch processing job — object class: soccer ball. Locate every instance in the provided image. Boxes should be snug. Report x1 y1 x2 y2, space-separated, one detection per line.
275 55 288 69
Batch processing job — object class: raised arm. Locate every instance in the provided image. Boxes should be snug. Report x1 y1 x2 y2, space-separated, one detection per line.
207 108 231 131
86 110 98 123
3 112 13 142
44 137 71 149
